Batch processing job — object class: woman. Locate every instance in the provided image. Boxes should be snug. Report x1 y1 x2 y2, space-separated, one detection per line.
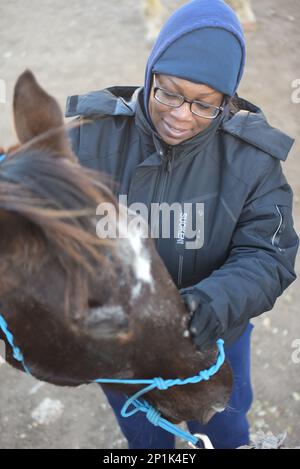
66 0 299 449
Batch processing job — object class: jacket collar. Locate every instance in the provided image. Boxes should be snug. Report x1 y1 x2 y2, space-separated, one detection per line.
65 86 141 118
65 86 294 162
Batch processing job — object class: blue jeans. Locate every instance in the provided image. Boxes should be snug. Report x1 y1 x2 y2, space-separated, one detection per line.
101 323 254 449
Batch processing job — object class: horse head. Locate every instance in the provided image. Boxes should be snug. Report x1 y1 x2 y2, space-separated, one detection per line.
0 71 232 425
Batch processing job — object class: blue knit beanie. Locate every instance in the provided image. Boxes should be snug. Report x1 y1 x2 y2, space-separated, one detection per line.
144 0 246 116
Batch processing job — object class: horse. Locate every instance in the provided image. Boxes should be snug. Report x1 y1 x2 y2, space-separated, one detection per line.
0 70 232 432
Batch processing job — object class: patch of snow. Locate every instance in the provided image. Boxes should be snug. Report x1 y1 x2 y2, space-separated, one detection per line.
31 398 64 425
29 382 45 395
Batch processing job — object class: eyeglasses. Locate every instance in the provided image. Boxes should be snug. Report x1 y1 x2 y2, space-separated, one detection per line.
153 76 224 119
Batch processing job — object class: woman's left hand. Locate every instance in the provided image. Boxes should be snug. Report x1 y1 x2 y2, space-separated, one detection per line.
180 289 219 351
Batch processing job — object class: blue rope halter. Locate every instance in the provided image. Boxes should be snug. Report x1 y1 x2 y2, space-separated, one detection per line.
0 312 225 447
94 340 225 447
0 315 31 374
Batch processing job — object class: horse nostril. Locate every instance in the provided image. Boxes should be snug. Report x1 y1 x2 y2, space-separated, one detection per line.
85 303 129 335
88 299 102 309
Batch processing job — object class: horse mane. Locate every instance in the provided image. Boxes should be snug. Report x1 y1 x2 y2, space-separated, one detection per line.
0 148 120 318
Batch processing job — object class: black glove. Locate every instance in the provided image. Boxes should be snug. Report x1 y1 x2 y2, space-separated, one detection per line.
180 288 222 351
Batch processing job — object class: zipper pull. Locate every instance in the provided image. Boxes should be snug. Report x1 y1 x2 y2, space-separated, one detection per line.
167 158 172 172
166 147 173 172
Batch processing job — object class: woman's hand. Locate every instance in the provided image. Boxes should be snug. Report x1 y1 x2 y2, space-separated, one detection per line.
180 288 220 351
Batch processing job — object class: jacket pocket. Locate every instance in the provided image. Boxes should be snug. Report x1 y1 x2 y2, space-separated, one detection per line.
271 204 285 250
255 203 294 253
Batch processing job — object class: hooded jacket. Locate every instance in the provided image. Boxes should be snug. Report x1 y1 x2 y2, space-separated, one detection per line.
66 86 299 346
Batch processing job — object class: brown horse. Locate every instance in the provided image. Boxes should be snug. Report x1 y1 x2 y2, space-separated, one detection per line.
0 71 232 430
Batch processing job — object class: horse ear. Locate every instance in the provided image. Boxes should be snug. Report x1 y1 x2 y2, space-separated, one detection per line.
13 70 75 160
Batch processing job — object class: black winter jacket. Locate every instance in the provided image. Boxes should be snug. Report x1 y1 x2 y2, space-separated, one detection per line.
66 86 299 346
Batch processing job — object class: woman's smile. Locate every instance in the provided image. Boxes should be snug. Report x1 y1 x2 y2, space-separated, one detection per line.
162 119 191 139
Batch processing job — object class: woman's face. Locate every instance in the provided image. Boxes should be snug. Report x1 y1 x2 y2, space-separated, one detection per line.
148 74 224 146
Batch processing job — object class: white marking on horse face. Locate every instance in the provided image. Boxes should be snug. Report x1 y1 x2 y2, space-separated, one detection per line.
134 250 152 285
131 282 142 301
118 206 154 292
128 227 154 289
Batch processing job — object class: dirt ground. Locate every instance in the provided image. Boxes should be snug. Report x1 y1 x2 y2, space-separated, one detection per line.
0 0 299 449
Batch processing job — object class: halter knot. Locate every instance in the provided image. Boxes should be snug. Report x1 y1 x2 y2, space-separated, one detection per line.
199 370 211 381
12 347 24 362
146 406 161 426
153 377 169 390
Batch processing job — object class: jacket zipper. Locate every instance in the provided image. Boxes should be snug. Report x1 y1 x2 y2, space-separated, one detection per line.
158 147 173 200
152 147 186 287
159 148 185 288
152 147 173 244
177 254 184 288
